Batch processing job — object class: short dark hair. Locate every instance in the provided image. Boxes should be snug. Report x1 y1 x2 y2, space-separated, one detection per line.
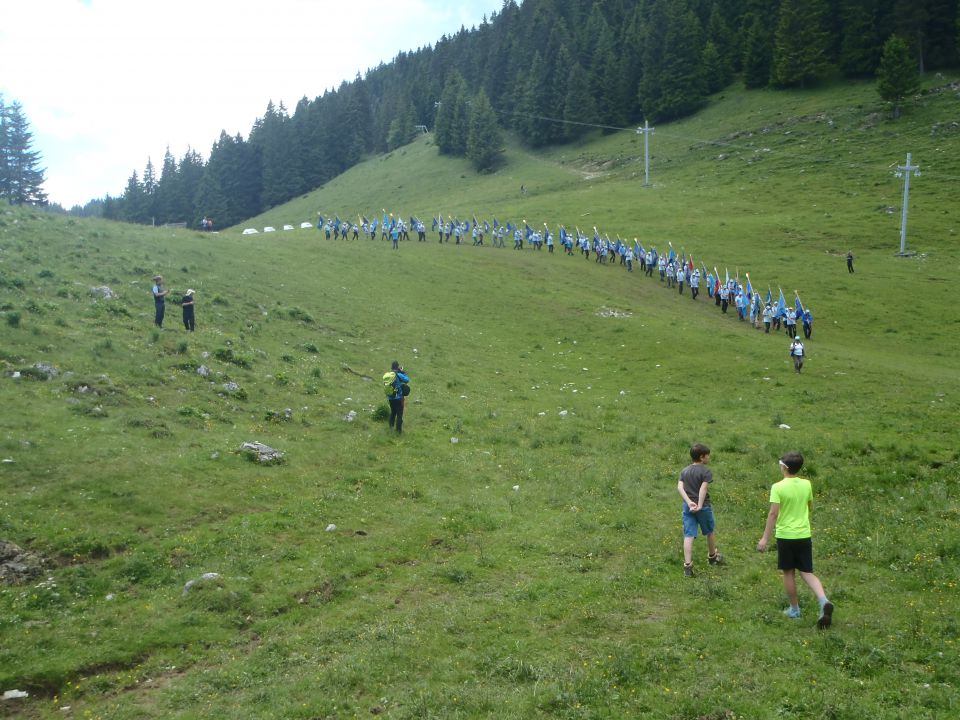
780 451 804 474
391 360 400 370
690 443 710 461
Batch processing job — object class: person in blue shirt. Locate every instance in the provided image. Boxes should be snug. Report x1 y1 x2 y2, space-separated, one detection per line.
802 308 813 339
387 361 410 434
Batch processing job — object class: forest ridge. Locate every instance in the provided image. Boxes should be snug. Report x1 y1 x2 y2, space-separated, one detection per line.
81 0 959 227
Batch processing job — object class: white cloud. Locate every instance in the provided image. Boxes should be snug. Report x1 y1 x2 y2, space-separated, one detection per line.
0 0 500 207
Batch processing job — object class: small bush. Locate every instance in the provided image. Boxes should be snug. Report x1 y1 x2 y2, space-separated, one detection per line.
6 312 21 328
214 347 251 368
287 307 314 323
372 405 390 421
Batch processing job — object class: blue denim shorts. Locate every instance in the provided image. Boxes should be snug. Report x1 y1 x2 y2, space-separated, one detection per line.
682 504 716 538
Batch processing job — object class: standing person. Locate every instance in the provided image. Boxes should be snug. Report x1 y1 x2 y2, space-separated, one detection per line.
690 269 700 299
677 443 723 577
789 336 805 373
391 224 400 250
151 275 168 328
384 360 410 434
181 289 195 331
802 308 813 339
763 303 773 334
757 451 834 628
846 251 854 273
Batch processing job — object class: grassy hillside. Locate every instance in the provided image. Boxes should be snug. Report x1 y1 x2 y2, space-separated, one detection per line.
1 78 958 719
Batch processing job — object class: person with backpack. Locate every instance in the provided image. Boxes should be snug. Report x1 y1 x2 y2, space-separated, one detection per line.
383 360 410 434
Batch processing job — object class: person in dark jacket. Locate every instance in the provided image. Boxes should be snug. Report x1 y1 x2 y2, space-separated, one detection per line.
386 360 410 434
182 289 195 331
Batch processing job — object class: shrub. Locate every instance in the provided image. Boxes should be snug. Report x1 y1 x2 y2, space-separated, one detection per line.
6 312 21 328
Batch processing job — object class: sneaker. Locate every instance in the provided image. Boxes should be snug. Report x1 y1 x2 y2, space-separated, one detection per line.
783 607 801 619
683 564 694 577
708 551 724 565
817 602 834 629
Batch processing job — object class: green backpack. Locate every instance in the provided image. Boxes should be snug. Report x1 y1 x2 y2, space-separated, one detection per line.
383 371 398 397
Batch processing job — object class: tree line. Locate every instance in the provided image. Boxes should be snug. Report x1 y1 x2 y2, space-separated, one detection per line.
86 0 959 228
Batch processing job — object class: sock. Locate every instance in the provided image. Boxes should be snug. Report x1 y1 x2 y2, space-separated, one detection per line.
818 597 830 610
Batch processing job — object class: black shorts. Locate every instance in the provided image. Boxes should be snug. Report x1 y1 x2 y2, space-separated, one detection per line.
776 537 814 573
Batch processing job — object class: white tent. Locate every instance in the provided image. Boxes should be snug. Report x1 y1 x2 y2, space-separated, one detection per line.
263 226 276 233
300 222 313 229
241 228 258 235
283 224 294 231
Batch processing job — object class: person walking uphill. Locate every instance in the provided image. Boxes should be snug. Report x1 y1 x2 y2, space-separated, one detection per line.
151 275 169 328
757 451 834 629
677 443 723 577
384 361 410 434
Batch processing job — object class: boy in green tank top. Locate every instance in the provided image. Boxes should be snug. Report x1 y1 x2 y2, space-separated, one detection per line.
757 451 834 629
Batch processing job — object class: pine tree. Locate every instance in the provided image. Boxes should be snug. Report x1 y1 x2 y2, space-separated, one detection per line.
0 99 47 206
514 52 553 147
640 0 707 122
386 100 418 151
141 158 157 223
175 148 205 224
839 0 881 77
434 70 470 155
154 148 179 224
771 0 833 88
0 95 8 200
742 13 774 88
563 61 599 140
119 170 149 224
466 90 504 171
877 34 921 119
705 3 735 85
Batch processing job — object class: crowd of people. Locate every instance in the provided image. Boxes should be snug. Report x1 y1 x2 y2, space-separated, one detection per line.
316 210 815 363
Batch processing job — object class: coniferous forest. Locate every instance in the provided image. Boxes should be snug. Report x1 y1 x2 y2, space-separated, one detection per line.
81 0 959 228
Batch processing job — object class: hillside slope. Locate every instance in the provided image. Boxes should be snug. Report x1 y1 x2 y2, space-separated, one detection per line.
1 79 958 719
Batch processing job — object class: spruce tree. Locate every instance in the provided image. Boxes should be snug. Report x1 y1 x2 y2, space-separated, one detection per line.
466 90 503 171
387 100 418 151
563 61 599 140
640 0 707 122
877 34 921 119
771 0 833 88
839 0 881 77
154 148 178 224
434 70 469 155
0 99 47 206
742 13 774 88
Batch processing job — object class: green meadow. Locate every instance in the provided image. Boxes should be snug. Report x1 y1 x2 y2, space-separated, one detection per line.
1 78 958 719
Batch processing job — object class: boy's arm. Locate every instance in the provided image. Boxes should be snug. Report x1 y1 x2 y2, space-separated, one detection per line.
757 503 780 551
696 480 710 510
677 481 697 510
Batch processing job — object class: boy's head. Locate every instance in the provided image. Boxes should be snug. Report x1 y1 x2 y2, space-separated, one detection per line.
779 451 804 475
391 360 401 371
690 443 711 462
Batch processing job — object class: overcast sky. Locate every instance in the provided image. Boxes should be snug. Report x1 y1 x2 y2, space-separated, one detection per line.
0 0 503 208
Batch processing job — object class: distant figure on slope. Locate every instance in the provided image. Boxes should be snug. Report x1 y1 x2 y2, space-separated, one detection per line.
757 451 834 629
802 308 813 339
846 251 855 273
677 443 723 577
151 275 169 328
182 289 195 331
789 336 805 373
384 361 410 434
